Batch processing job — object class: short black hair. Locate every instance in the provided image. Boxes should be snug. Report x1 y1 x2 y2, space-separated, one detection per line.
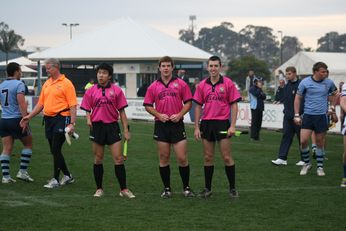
159 56 174 67
96 63 113 76
6 62 21 76
207 55 222 65
312 62 328 73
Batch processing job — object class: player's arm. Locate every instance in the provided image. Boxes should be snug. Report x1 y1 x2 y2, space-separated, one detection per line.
194 103 202 140
119 109 130 141
341 95 346 115
228 103 238 136
144 105 169 122
17 93 28 117
86 112 92 128
328 90 338 123
64 105 77 134
20 102 44 128
170 100 192 123
293 94 302 125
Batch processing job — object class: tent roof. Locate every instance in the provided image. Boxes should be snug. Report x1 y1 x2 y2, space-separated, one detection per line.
275 51 346 75
0 56 37 66
0 57 37 73
29 18 211 62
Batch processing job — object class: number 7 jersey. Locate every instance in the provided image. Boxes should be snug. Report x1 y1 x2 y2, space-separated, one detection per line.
0 79 26 118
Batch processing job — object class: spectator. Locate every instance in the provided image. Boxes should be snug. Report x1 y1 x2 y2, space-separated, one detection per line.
137 83 148 97
249 77 266 141
245 70 256 101
273 79 285 104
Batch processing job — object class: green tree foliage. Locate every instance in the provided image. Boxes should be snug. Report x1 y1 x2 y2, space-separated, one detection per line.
178 22 328 69
226 56 270 89
317 32 346 52
178 28 195 45
281 36 303 63
239 25 279 67
194 22 241 60
0 22 25 63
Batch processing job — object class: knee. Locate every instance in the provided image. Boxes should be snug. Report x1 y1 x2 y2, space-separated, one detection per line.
177 156 188 166
94 155 104 164
159 153 170 165
204 152 214 164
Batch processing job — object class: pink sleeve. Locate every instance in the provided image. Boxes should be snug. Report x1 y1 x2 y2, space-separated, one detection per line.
116 87 128 110
193 82 203 105
228 81 241 103
143 84 155 105
80 89 92 111
181 81 192 103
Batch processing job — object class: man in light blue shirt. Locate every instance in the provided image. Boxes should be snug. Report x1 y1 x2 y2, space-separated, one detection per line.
294 62 337 177
0 62 34 183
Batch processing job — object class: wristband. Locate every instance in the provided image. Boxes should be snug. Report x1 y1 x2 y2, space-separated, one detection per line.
294 114 300 117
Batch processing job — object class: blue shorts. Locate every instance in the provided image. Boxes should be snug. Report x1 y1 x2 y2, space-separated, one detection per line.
0 118 30 138
301 114 328 133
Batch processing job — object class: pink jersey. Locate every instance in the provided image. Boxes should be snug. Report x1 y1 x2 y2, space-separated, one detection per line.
143 77 192 120
80 83 128 123
193 76 241 120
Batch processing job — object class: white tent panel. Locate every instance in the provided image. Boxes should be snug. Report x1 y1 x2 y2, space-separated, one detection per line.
29 18 211 61
275 52 346 82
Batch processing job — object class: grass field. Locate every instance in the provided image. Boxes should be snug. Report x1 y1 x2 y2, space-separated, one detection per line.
0 117 346 231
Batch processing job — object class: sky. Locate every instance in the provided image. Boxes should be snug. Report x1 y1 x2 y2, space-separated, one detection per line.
1 0 346 50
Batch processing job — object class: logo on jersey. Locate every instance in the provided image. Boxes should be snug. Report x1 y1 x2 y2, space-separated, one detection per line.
173 83 178 88
158 89 177 100
219 87 224 92
206 93 224 102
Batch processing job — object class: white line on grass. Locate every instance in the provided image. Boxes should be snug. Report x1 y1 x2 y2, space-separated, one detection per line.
0 189 65 207
0 185 339 205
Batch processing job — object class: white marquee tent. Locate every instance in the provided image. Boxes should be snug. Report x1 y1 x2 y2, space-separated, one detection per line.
0 57 37 73
275 51 346 84
29 17 211 61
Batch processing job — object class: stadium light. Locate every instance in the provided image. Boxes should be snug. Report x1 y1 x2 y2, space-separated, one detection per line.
62 23 79 40
278 30 283 65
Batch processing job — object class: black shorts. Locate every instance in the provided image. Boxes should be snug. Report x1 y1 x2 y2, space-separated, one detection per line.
200 120 230 142
44 115 70 139
0 118 30 138
301 114 328 133
90 122 121 145
154 121 186 143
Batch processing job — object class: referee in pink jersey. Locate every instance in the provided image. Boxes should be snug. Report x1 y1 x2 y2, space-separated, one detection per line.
80 63 135 199
144 56 194 198
193 55 242 199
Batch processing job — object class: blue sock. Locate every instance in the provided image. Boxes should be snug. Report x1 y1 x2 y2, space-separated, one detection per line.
316 148 324 168
0 154 10 178
300 147 310 163
20 149 32 171
343 164 346 178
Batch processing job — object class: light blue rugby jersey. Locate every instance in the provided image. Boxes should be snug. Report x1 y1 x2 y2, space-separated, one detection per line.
0 79 26 118
297 76 337 115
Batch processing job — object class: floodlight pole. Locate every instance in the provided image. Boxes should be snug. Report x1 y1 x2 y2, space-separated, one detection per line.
278 30 283 65
62 23 79 40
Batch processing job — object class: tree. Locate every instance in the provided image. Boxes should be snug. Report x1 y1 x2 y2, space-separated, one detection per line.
0 22 25 64
239 25 279 67
226 56 270 90
178 28 195 45
194 22 242 60
281 36 303 63
317 32 346 52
